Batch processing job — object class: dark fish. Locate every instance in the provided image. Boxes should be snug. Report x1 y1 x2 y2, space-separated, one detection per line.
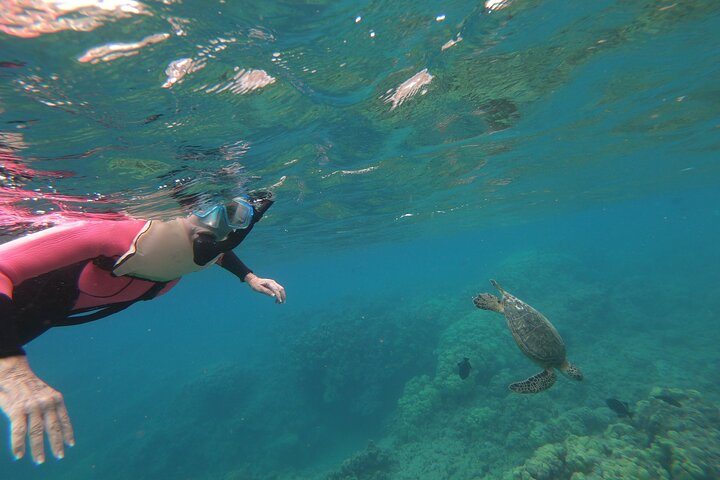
6 119 38 125
0 61 25 68
654 395 682 407
142 114 163 124
457 357 471 380
606 398 632 418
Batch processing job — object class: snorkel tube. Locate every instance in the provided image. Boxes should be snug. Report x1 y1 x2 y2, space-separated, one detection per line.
192 190 274 265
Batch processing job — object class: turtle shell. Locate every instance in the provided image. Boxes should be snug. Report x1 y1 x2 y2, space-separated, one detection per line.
501 291 566 367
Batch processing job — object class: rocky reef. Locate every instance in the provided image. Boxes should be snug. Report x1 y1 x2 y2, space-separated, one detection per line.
326 442 395 480
321 246 720 480
508 388 720 480
283 292 447 419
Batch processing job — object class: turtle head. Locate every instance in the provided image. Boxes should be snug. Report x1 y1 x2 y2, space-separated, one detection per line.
560 361 583 382
473 293 504 313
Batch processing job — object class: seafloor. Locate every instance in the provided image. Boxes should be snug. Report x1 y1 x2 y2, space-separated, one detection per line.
47 230 718 480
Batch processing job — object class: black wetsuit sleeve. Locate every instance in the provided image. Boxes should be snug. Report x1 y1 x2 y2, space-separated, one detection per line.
218 252 253 281
0 294 25 357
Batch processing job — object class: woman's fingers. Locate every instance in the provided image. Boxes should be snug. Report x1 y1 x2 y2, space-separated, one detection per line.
20 397 73 463
0 356 74 462
249 277 286 303
273 283 286 303
28 407 45 463
56 400 75 447
9 408 27 460
43 401 64 459
263 280 285 303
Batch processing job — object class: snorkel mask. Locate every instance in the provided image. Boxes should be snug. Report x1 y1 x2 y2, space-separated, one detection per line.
194 197 254 239
191 191 275 265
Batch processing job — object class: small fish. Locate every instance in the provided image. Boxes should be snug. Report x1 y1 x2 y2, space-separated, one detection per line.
654 395 682 407
142 114 163 124
606 398 632 418
5 119 38 125
457 357 471 380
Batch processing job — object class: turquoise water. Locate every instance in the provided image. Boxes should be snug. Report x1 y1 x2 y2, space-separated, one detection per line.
1 1 719 478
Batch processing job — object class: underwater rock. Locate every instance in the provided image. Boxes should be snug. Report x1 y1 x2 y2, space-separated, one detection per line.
653 395 682 408
394 310 517 446
326 441 394 480
396 375 441 437
606 398 633 418
285 294 444 419
507 387 720 479
527 407 604 447
519 443 566 480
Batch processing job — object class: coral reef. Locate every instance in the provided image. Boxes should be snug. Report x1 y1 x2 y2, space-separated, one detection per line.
325 442 394 480
363 247 720 480
283 292 447 419
394 311 511 440
507 388 720 480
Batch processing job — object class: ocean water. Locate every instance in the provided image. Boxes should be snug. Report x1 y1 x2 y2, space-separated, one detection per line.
1 1 719 479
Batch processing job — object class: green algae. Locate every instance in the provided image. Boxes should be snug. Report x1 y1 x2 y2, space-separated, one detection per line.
107 158 172 179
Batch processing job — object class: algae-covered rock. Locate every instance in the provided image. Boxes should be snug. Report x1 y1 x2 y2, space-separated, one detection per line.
434 311 510 392
395 375 440 438
518 443 566 480
508 388 720 479
284 292 445 419
325 441 394 480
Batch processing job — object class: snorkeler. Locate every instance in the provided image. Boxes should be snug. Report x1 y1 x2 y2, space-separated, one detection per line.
0 191 285 464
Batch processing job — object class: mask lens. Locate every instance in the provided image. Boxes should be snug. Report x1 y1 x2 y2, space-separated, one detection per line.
195 206 224 229
226 198 253 229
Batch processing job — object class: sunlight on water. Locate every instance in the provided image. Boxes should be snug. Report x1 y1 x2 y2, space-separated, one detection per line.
1 0 716 247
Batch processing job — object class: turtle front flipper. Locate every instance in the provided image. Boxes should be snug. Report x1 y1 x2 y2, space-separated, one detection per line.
489 279 505 294
560 361 583 381
473 293 504 313
509 369 556 394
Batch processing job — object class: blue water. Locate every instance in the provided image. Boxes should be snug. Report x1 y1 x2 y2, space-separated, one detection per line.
2 1 720 479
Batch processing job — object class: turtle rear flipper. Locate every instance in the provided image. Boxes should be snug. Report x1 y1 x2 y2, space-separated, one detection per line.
560 361 583 381
509 369 556 393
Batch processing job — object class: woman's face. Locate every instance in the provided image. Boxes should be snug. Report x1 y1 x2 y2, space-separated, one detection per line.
186 214 232 242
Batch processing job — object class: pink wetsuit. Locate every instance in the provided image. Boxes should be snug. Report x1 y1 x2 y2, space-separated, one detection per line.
0 194 271 357
0 220 180 356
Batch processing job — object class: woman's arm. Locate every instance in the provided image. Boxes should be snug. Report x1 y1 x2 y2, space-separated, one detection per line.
216 251 253 281
216 252 286 303
0 292 23 357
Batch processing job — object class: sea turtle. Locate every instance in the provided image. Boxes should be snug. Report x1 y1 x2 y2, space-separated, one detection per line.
473 279 583 393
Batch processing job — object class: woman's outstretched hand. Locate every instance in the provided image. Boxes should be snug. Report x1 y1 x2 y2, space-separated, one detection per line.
245 273 286 304
0 355 74 463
